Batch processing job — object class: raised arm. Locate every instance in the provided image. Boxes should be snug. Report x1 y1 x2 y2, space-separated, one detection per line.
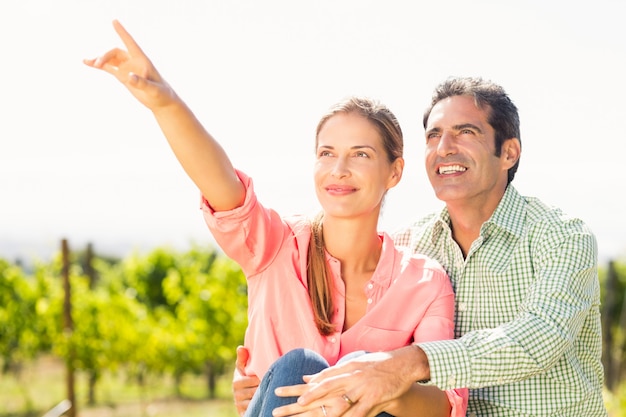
84 20 245 211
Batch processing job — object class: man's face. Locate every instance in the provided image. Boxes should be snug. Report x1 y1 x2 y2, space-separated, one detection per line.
424 95 512 210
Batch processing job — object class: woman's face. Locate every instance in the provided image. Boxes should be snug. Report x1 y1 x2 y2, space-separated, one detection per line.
314 112 402 221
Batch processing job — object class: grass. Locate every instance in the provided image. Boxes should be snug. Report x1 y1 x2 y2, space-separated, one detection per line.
4 356 625 417
0 356 239 417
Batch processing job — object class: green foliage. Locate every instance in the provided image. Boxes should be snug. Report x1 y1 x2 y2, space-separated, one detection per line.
140 246 248 396
0 243 248 408
4 248 626 414
605 380 626 417
599 260 626 391
0 258 47 372
121 248 178 310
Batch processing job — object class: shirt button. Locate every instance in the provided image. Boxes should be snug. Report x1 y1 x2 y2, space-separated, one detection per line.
367 298 372 304
367 283 374 289
458 302 467 312
330 337 336 343
447 375 456 386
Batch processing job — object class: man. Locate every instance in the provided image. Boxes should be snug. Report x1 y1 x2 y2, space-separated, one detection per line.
235 77 607 416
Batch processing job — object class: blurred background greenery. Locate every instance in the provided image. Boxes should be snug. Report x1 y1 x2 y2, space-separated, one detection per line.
1 242 245 416
1 242 626 416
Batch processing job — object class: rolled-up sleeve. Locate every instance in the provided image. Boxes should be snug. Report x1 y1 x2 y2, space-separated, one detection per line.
201 170 287 276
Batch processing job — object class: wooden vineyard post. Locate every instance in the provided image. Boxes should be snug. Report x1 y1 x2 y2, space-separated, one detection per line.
61 239 76 417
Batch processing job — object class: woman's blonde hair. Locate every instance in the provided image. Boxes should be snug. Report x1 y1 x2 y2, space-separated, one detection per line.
307 96 403 335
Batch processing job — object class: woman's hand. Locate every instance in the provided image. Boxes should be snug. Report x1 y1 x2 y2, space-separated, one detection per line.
232 346 260 416
83 20 178 111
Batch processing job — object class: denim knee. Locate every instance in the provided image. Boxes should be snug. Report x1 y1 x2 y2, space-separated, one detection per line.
245 349 330 417
268 348 328 380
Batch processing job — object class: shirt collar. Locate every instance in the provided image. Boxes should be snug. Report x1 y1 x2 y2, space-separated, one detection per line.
371 232 398 288
430 185 526 243
486 185 526 238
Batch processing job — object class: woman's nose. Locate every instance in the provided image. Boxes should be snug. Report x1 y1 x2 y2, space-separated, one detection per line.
331 157 350 178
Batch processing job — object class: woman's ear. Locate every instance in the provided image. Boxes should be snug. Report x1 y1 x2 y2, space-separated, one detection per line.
387 157 404 189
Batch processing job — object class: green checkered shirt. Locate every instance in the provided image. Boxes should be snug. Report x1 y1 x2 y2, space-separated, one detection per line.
393 185 607 416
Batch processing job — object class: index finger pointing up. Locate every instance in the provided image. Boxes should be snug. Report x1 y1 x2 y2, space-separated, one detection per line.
112 19 145 56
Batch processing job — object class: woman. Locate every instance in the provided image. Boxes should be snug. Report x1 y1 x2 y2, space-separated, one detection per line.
84 20 466 417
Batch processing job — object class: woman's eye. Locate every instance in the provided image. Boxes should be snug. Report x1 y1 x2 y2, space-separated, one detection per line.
355 151 369 158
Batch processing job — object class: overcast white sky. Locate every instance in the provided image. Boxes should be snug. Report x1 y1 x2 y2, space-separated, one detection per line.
1 0 625 264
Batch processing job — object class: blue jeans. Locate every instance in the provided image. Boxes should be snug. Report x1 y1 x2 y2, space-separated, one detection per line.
244 348 392 417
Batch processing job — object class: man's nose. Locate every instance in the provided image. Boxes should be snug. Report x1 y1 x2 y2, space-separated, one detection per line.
437 131 458 157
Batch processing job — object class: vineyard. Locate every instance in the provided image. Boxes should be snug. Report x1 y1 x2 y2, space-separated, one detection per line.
0 241 246 416
2 241 626 416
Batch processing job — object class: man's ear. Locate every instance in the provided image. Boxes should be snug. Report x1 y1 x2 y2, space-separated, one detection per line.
502 138 521 168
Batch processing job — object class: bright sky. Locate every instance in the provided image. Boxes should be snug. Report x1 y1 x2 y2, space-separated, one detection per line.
1 0 625 264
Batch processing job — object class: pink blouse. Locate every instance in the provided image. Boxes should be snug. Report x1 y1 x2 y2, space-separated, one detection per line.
202 171 467 415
